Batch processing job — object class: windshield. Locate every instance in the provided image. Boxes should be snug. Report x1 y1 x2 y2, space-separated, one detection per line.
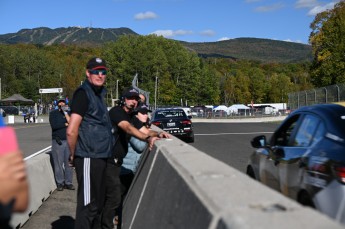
155 110 187 119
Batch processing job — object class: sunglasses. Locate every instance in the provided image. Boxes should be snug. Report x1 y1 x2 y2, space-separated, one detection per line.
89 69 107 75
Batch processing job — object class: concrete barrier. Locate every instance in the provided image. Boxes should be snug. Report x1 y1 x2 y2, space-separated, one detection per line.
123 134 343 228
10 149 56 228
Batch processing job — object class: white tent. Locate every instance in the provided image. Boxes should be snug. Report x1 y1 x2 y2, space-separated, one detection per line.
227 104 250 114
213 105 228 112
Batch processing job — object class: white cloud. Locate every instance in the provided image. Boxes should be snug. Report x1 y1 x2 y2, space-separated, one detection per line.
200 29 215 37
150 29 193 38
295 0 319 8
134 11 158 20
218 37 232 41
254 3 285 12
283 38 304 44
307 2 337 15
295 0 341 16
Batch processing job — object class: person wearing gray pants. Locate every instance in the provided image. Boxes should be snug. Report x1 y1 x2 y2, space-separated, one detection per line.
49 96 74 191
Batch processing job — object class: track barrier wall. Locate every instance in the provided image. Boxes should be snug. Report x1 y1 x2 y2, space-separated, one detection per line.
10 149 56 229
122 131 343 229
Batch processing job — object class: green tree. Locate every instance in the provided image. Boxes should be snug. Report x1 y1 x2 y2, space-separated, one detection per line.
309 1 345 86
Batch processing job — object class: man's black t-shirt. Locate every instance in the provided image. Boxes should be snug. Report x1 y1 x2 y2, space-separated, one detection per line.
70 89 88 117
108 106 132 160
70 84 104 117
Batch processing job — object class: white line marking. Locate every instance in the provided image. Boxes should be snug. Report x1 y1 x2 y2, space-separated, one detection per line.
195 132 273 136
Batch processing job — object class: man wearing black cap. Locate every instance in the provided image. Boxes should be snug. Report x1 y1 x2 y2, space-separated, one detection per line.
101 87 162 229
49 95 74 191
67 57 114 229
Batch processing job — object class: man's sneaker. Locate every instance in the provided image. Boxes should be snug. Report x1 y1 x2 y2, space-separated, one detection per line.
57 184 64 191
64 184 75 190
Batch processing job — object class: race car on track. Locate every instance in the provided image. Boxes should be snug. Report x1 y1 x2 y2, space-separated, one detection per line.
151 108 194 143
246 104 345 224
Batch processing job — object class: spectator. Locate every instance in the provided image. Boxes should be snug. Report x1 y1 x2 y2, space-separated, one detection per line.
123 104 152 177
49 95 74 191
102 87 161 229
67 57 114 229
114 103 152 227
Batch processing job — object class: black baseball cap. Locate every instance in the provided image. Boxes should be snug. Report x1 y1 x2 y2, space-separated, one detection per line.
86 57 108 70
57 95 66 103
136 103 152 114
122 87 140 99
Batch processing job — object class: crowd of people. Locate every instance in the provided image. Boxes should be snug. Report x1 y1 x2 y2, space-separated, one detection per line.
0 56 171 229
64 57 171 229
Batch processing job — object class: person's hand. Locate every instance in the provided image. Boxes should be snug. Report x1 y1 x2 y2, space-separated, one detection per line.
158 131 172 138
68 154 74 167
0 151 28 209
148 136 160 150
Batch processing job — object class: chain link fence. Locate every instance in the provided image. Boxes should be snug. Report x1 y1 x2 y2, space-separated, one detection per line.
288 83 345 110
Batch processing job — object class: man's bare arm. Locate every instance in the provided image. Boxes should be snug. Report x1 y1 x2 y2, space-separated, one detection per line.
66 113 83 165
118 120 148 140
118 120 159 149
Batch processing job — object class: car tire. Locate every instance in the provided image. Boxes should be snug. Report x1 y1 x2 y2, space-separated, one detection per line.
246 166 256 180
298 191 315 208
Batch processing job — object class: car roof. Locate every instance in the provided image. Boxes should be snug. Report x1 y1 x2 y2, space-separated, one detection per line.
291 104 345 138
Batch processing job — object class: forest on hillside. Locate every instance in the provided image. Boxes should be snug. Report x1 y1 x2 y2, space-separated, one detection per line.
0 34 313 107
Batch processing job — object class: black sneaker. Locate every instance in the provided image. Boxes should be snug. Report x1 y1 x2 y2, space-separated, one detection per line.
64 184 75 190
57 184 64 191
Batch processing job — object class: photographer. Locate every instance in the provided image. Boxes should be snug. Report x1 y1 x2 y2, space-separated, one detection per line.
49 96 74 191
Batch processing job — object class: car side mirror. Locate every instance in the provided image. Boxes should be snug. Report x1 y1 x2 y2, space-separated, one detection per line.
188 115 192 119
251 135 266 148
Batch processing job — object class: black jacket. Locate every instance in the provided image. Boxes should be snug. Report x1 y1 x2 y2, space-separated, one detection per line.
49 109 68 140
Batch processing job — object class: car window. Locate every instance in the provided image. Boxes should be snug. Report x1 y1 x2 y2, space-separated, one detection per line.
293 114 321 147
165 110 186 117
271 114 300 146
155 110 186 118
311 121 325 145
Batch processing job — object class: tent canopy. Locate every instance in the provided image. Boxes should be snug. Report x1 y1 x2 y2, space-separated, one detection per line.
0 94 34 104
213 105 228 111
227 104 250 114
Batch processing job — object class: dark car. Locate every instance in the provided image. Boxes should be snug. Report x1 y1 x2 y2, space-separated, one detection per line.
0 106 19 115
151 108 194 143
246 104 345 224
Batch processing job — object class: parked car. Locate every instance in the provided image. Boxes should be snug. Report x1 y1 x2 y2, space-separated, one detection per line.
0 106 19 115
151 108 194 143
246 104 345 224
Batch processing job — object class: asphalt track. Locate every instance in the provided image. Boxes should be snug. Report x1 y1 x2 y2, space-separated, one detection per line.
13 120 282 228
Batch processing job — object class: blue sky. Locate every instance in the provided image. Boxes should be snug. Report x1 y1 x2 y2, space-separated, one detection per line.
0 0 340 44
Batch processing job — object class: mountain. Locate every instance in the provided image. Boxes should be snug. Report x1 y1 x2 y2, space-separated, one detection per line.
0 26 138 46
0 27 312 63
181 38 312 63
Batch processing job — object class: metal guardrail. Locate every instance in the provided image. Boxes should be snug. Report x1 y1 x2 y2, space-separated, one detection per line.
288 83 345 110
